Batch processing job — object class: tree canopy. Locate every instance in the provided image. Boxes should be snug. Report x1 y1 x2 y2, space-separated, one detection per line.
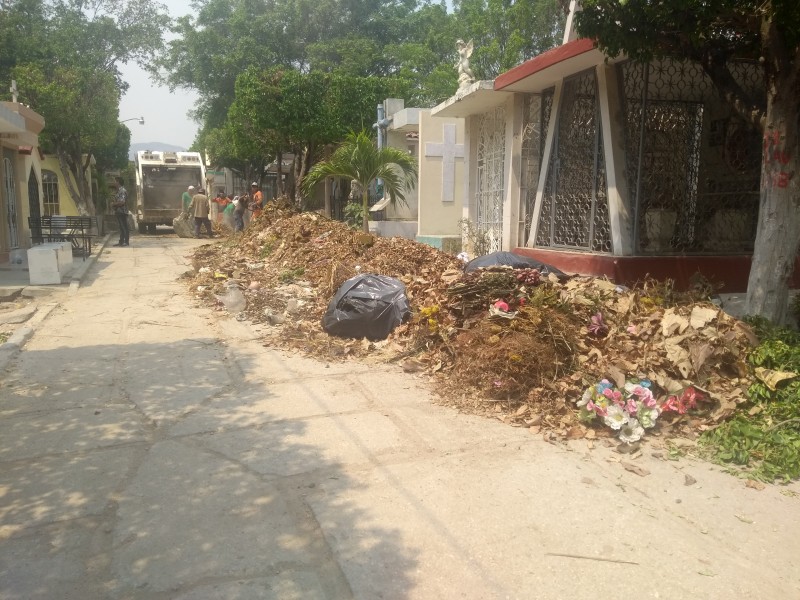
0 0 170 214
161 0 565 150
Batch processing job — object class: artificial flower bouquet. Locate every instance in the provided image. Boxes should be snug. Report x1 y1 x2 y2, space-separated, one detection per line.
577 378 703 443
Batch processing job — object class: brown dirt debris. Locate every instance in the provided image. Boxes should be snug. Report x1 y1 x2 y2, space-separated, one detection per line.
184 202 758 442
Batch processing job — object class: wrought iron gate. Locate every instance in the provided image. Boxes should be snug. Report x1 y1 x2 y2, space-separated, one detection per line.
3 155 19 249
535 69 612 252
475 106 506 252
620 59 762 253
520 90 554 244
28 168 42 243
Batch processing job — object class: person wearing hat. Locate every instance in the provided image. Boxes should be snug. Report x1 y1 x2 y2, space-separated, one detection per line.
187 187 213 238
182 185 195 214
250 182 264 218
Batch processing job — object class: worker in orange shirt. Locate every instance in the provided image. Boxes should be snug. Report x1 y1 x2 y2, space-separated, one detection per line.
250 182 264 218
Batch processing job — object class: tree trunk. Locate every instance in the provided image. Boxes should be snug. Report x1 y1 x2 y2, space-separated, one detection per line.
745 87 800 323
362 188 370 233
276 151 283 197
56 147 96 215
323 144 333 218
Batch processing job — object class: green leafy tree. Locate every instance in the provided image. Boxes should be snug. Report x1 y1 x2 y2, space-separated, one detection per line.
229 68 407 202
14 64 120 214
302 130 417 233
576 0 800 322
452 0 565 78
1 0 169 214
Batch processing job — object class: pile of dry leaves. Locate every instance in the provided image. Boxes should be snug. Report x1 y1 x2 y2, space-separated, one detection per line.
185 203 758 443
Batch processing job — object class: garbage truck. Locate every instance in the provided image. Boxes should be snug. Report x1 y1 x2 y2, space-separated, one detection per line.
134 150 206 233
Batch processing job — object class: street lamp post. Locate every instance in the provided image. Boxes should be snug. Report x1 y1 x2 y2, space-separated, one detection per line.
120 116 145 125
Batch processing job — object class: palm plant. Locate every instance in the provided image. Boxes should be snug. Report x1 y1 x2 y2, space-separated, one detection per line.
302 130 418 233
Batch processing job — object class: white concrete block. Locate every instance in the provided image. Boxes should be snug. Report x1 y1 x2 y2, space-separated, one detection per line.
27 243 71 285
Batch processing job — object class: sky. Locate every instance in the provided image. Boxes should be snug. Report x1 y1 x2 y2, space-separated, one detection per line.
118 0 196 150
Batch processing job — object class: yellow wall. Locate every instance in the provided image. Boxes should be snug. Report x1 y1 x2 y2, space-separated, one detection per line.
40 156 92 216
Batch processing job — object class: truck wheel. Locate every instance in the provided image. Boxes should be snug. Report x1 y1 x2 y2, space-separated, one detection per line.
138 222 146 234
147 224 157 234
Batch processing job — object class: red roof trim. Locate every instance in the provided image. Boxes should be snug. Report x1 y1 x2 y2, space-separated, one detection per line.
494 38 596 91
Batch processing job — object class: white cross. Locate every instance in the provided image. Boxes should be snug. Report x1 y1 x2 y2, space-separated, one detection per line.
425 123 464 203
10 80 17 103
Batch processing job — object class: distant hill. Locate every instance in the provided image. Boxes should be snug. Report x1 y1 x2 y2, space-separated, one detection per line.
129 142 187 161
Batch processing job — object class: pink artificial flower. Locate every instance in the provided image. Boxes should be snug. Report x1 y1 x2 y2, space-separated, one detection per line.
588 312 608 336
682 387 700 409
494 300 510 312
627 324 638 335
626 398 638 414
587 400 607 417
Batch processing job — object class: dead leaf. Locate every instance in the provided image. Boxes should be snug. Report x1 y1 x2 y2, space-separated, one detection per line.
664 340 692 378
514 405 529 417
611 293 635 315
565 425 586 440
661 308 689 336
621 461 650 477
755 367 798 391
689 342 714 376
401 359 425 373
733 321 759 346
735 514 754 524
745 480 765 491
690 305 718 330
650 370 685 394
606 365 627 390
684 474 697 486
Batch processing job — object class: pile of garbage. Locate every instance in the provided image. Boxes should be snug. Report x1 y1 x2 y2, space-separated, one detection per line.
186 203 758 443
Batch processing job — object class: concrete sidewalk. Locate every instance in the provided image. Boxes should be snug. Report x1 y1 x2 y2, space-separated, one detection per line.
1 236 799 600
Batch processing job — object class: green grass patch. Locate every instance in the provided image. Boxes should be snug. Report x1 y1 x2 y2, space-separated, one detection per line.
699 318 800 483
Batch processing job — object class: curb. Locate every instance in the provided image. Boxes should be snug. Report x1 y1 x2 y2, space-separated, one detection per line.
0 235 109 371
69 234 112 294
0 302 58 372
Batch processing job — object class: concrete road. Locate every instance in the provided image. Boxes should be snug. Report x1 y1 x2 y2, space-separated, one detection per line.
1 236 799 600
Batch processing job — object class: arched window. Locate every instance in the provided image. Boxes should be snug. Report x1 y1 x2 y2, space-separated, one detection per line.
42 169 59 215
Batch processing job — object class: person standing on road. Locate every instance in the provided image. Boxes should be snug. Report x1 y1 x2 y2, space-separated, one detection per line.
112 179 130 247
182 185 195 214
233 194 246 232
188 187 213 238
250 182 264 218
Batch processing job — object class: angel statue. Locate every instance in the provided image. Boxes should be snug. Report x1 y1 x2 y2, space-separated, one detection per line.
456 39 475 91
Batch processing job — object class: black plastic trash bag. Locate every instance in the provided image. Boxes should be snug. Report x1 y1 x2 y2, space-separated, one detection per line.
322 274 411 341
464 251 566 277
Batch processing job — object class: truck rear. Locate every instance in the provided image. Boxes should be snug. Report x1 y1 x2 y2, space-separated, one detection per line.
135 151 206 233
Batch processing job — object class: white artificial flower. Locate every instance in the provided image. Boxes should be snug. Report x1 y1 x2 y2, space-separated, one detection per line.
603 404 629 430
619 418 645 444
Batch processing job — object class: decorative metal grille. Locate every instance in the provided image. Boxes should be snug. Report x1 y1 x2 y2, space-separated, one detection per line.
3 156 18 249
536 69 611 252
620 59 763 253
520 89 554 244
476 106 506 252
